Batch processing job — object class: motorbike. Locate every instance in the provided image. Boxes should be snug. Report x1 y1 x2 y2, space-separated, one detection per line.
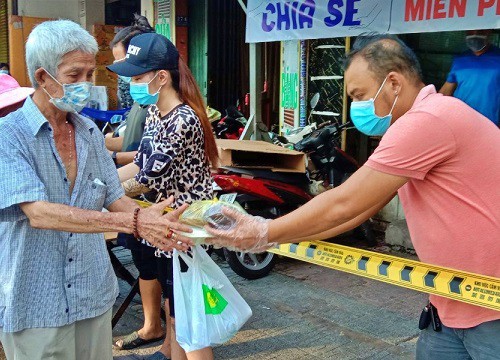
272 92 320 147
294 121 375 242
212 118 375 280
211 105 247 139
212 168 312 279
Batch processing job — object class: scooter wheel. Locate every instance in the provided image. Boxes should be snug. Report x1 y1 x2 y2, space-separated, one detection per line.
223 248 276 280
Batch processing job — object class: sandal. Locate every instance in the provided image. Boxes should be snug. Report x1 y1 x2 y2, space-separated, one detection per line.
114 331 165 350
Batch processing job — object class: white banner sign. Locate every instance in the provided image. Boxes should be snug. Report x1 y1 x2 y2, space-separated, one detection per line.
246 0 500 43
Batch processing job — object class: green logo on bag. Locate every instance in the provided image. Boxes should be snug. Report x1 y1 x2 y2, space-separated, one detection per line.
202 284 228 315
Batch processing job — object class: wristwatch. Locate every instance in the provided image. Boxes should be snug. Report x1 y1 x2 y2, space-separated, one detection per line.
111 151 117 165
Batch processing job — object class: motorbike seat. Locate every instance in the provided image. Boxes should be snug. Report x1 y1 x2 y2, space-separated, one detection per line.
218 167 309 187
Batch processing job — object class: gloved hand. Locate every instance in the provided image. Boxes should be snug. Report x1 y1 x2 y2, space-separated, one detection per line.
204 206 277 253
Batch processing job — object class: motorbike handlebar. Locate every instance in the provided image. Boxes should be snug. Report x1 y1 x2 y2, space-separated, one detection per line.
294 121 352 153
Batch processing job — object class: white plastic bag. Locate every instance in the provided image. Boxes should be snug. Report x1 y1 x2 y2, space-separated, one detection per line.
173 245 253 352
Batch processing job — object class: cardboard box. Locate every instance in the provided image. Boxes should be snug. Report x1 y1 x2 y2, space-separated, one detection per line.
216 139 306 173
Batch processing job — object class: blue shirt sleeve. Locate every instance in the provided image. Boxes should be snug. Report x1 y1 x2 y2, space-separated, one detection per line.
446 58 458 84
0 123 48 221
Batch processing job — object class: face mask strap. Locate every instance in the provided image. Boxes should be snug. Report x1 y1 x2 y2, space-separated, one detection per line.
374 75 399 116
40 68 67 102
389 94 399 115
373 76 389 101
147 71 160 85
153 86 163 96
42 68 64 88
132 72 161 92
41 86 55 100
130 71 158 85
148 72 164 96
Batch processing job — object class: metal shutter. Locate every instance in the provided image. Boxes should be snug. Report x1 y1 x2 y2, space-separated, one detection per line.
155 0 171 18
154 0 173 40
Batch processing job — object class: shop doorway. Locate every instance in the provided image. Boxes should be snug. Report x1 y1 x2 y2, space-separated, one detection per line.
105 0 140 26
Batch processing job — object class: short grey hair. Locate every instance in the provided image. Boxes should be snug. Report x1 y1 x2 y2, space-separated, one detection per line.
344 33 423 84
26 20 98 88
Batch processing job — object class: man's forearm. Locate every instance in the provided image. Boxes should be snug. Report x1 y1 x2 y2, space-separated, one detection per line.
287 194 395 243
268 190 354 244
20 200 137 234
267 166 406 244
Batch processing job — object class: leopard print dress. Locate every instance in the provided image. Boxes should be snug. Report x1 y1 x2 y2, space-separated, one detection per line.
134 103 213 255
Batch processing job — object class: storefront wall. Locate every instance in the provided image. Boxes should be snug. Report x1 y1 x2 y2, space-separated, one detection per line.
16 0 104 31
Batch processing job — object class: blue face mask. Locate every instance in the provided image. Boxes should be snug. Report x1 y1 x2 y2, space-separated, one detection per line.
350 76 398 136
119 75 131 84
0 70 8 75
42 69 92 113
129 73 162 105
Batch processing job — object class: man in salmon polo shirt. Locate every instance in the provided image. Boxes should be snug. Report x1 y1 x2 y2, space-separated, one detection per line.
205 34 500 360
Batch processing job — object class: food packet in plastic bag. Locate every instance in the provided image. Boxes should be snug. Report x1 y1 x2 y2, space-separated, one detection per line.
177 226 213 245
177 199 247 244
202 201 247 230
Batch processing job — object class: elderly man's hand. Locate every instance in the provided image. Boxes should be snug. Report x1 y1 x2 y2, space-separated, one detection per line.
203 207 275 253
137 196 193 252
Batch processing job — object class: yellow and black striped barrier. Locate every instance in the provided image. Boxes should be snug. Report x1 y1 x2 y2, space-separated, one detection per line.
269 241 500 311
134 199 500 311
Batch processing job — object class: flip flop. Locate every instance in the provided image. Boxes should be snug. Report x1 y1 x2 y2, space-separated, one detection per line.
144 351 171 360
114 331 165 350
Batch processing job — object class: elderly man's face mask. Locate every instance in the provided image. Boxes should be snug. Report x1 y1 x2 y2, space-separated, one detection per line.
42 69 92 114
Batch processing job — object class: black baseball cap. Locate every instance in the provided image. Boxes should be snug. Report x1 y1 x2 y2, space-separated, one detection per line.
107 32 179 77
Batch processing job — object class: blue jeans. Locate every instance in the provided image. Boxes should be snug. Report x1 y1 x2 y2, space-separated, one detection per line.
416 319 500 360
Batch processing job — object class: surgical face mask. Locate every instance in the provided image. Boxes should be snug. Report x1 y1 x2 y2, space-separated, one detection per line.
113 58 132 84
350 76 398 136
129 72 162 105
465 35 488 53
42 69 92 113
0 70 8 75
119 75 132 84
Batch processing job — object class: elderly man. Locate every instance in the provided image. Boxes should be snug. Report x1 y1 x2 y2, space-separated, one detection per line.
0 20 192 360
207 34 500 359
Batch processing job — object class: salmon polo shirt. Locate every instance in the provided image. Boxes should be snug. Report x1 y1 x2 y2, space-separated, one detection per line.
366 85 500 329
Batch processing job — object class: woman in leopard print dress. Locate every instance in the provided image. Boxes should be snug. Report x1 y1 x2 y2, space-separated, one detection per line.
109 33 218 360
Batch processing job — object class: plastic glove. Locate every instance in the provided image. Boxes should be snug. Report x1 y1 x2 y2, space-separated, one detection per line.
204 207 277 253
